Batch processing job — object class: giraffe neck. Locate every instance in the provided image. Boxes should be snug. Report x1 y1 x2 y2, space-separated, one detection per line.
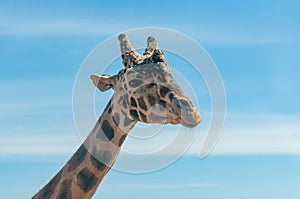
32 100 137 199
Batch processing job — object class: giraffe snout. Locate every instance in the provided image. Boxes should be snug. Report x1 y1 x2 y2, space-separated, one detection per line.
173 98 201 128
181 111 201 128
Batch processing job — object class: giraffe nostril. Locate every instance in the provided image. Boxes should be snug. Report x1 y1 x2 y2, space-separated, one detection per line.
179 99 189 107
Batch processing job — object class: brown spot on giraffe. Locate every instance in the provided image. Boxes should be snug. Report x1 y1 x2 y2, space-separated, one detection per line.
159 85 171 98
96 120 114 141
128 79 144 87
130 97 137 107
130 109 139 120
139 111 147 122
77 167 98 193
137 96 147 111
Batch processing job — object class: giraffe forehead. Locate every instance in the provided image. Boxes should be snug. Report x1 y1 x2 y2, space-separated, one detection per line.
124 63 171 81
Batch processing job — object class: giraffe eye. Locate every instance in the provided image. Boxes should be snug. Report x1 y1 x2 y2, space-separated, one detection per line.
168 93 175 101
146 83 157 88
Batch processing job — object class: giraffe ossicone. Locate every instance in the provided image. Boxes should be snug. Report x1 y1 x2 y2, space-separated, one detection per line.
32 34 201 199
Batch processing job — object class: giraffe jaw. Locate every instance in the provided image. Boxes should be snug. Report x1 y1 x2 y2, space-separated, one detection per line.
168 112 201 128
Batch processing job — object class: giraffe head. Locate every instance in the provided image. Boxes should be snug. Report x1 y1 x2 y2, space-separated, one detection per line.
91 34 201 128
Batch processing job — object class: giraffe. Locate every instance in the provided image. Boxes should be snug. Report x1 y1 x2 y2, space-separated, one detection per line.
32 34 201 199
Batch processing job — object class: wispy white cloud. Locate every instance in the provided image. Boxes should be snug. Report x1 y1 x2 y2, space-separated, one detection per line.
117 112 300 156
0 78 299 157
0 134 80 156
121 125 300 156
201 123 300 155
0 19 130 36
186 27 293 45
112 182 219 190
0 17 293 44
0 77 72 120
1 113 300 158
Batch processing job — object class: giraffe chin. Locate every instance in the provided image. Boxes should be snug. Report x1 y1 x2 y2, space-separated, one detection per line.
181 119 201 128
180 113 201 128
169 115 201 128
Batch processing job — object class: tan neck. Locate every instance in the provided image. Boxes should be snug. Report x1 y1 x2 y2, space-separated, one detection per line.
32 100 137 199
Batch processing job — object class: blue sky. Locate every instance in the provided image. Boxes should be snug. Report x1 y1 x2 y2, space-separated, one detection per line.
0 0 300 198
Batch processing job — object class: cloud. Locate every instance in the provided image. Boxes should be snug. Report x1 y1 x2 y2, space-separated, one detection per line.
187 27 293 45
201 123 300 155
120 124 300 157
0 134 80 156
1 78 299 158
1 113 300 159
115 112 300 157
0 17 292 44
0 19 128 36
113 182 219 190
0 77 72 120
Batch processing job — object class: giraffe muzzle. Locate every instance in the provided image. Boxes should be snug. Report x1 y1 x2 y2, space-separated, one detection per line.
173 98 201 128
180 111 201 128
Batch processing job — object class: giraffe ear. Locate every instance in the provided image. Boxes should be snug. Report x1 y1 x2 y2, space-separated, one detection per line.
90 74 116 92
